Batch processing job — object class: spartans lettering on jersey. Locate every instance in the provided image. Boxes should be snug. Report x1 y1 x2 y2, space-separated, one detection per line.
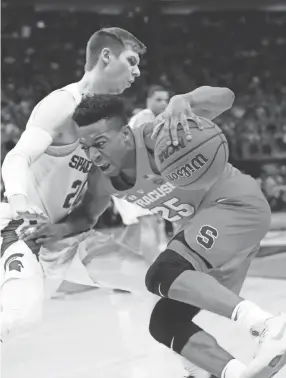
134 182 176 207
158 137 186 163
166 153 208 182
69 155 93 173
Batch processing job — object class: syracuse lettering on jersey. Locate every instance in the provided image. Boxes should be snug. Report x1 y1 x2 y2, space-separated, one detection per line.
69 155 93 173
133 182 176 208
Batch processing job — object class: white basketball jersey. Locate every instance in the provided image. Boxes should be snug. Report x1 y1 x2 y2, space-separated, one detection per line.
129 108 155 129
25 84 92 223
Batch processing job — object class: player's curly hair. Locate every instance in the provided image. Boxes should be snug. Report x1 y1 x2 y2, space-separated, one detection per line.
85 27 146 71
73 94 128 127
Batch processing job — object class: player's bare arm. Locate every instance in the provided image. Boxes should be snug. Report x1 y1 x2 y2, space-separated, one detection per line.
2 91 77 220
21 166 111 244
60 166 111 236
152 86 235 146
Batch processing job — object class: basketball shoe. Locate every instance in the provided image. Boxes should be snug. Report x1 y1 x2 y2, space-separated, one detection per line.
242 313 286 378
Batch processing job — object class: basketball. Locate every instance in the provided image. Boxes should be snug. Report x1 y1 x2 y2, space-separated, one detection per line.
154 117 229 190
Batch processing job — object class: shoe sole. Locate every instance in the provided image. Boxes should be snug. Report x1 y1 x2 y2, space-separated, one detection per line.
244 317 286 378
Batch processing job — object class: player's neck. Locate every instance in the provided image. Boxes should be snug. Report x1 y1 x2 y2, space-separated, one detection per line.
120 148 137 184
77 71 112 96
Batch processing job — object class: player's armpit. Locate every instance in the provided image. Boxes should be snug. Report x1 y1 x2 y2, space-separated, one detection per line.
183 86 235 120
59 167 111 236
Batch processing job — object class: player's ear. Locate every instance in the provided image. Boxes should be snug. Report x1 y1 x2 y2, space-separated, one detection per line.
122 125 131 142
100 48 111 65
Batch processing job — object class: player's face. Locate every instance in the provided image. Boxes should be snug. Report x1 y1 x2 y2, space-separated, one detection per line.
105 47 140 94
148 91 169 116
79 119 130 176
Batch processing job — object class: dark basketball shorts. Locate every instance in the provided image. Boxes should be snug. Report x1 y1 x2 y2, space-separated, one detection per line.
167 195 271 293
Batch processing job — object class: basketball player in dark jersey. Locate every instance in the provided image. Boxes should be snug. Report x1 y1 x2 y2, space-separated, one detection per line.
66 93 285 378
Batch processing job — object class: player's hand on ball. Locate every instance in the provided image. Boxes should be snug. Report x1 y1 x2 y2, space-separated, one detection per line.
9 194 49 222
152 95 204 146
19 223 68 245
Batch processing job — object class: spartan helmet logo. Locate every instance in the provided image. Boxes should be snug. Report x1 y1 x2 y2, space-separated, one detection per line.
9 259 24 272
4 253 24 272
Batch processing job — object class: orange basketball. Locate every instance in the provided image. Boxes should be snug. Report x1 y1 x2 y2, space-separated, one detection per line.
154 118 229 190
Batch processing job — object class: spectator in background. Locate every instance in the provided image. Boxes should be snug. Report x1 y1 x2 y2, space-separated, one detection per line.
259 163 286 211
129 85 169 128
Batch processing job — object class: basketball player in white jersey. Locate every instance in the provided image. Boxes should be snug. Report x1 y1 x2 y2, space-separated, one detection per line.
0 27 146 341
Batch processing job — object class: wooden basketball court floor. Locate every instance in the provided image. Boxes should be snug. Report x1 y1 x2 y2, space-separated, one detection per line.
2 245 286 378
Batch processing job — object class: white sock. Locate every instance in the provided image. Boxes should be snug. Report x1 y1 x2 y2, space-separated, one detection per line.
231 300 272 336
221 359 246 378
184 360 210 377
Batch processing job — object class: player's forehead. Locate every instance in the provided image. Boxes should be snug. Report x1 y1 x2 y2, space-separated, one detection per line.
153 91 169 99
79 119 110 139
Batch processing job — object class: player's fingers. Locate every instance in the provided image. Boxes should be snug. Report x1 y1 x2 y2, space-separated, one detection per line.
17 211 37 221
10 209 23 220
180 115 192 142
22 225 47 241
18 224 39 239
35 236 52 245
169 117 179 146
190 114 204 130
30 206 49 223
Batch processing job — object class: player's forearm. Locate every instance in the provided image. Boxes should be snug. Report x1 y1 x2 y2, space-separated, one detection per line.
60 194 110 237
2 128 53 199
183 86 235 120
2 152 31 199
59 207 99 237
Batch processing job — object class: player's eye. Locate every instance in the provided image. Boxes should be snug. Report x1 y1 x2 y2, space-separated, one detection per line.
128 57 137 66
94 141 106 149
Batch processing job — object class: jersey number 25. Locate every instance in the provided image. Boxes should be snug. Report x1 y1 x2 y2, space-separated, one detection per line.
151 197 194 222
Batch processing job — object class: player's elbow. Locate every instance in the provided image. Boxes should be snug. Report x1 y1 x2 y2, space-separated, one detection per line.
220 87 235 109
204 86 235 110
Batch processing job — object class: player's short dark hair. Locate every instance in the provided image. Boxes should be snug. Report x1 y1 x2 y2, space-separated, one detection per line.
73 94 128 127
147 85 168 99
85 27 146 71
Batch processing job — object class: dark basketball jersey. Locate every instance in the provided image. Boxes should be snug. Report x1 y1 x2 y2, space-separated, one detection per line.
103 126 267 226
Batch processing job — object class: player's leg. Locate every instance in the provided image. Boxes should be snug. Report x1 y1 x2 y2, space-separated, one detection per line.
0 205 44 341
146 197 271 323
149 297 247 378
146 198 286 377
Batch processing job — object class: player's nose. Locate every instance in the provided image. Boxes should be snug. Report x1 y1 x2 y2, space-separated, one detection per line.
89 147 103 165
132 66 140 78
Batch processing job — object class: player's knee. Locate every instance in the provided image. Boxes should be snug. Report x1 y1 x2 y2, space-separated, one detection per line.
149 298 201 354
145 248 195 297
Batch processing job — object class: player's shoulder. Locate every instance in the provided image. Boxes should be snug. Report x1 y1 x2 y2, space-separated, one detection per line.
26 86 79 132
35 88 77 116
142 122 156 151
129 108 154 128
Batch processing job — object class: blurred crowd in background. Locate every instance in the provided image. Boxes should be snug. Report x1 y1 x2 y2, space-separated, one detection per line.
2 4 286 214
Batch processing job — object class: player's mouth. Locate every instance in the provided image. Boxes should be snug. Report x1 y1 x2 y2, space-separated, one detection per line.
99 163 111 172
